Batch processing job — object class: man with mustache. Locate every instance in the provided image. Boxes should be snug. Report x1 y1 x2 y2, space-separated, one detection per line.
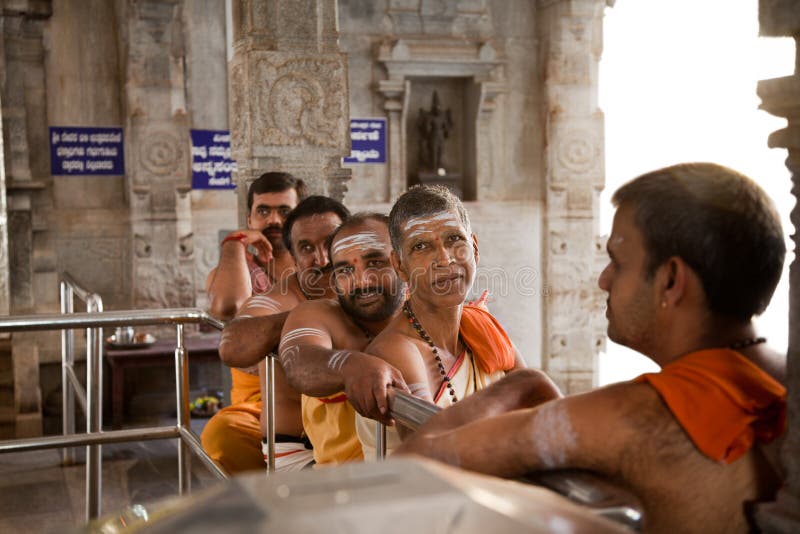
276 213 409 465
397 164 787 532
356 185 533 456
204 196 350 473
206 172 306 321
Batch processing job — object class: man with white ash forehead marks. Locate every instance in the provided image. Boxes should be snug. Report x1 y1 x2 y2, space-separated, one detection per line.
396 163 787 533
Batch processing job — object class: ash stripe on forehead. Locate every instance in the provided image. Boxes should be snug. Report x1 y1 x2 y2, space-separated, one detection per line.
331 232 385 256
402 211 462 232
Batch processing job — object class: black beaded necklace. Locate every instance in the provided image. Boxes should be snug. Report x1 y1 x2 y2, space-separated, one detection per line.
402 301 458 403
729 337 767 350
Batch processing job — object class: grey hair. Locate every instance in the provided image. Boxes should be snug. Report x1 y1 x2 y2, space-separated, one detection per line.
388 185 471 253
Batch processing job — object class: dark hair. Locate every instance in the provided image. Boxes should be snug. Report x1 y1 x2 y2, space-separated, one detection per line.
388 185 471 253
612 162 785 321
281 196 351 253
327 212 390 260
247 172 308 212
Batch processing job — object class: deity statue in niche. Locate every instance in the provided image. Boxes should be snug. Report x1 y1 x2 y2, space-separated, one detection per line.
416 91 453 174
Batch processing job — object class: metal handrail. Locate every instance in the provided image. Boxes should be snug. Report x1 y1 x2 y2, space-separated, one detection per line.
59 272 103 472
385 391 644 530
0 308 225 332
0 307 228 523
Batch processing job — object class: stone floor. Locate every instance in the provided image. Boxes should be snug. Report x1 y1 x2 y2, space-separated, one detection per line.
0 418 228 533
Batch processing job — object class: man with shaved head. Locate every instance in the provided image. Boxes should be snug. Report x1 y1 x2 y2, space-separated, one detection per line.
397 164 787 532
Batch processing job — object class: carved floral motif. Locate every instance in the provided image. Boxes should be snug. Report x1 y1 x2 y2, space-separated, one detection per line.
139 131 183 176
254 55 347 148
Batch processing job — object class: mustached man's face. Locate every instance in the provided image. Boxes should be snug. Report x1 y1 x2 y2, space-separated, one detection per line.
331 220 405 322
393 209 478 308
247 189 299 250
290 212 342 298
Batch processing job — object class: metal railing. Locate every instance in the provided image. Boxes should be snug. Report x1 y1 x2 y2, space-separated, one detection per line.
59 273 103 478
384 391 644 530
0 307 228 523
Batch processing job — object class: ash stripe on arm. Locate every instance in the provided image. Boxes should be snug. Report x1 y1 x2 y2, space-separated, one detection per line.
241 296 281 313
280 328 327 346
327 350 351 373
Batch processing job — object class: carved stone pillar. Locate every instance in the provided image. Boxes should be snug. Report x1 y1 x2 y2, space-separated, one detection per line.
0 0 52 438
538 0 609 394
116 0 195 309
0 93 8 318
228 0 352 208
756 3 800 530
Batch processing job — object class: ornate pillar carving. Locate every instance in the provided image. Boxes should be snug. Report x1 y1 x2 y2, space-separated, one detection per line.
538 0 609 394
116 0 195 308
228 0 352 206
756 2 800 530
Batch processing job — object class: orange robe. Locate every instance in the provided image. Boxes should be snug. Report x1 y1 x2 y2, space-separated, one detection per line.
301 392 364 465
635 348 786 463
200 260 273 474
200 368 264 473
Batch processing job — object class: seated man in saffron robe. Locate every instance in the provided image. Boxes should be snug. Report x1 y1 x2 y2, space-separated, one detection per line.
357 185 557 457
397 163 787 533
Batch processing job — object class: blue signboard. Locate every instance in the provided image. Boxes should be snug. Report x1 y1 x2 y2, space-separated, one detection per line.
344 118 386 164
49 126 124 176
190 129 237 189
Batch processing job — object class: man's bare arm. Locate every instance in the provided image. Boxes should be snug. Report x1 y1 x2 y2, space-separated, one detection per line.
219 313 289 368
206 230 273 321
396 380 638 479
279 301 409 425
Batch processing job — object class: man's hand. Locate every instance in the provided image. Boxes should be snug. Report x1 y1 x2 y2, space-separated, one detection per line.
224 229 274 265
467 289 490 310
341 353 409 426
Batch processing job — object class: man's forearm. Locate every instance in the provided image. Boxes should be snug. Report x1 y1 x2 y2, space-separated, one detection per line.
219 313 288 368
282 345 351 397
207 242 252 321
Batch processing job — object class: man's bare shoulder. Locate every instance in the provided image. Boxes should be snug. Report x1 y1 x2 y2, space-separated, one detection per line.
239 281 302 317
366 317 425 365
555 380 692 473
287 298 342 324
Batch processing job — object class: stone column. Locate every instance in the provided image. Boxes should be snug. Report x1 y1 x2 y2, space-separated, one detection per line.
116 0 195 309
228 0 351 210
0 0 52 437
538 0 609 394
0 92 8 318
756 2 800 531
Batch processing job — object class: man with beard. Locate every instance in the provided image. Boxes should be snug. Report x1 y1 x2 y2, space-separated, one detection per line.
203 196 350 473
357 185 530 457
276 213 409 465
206 172 306 321
396 164 787 532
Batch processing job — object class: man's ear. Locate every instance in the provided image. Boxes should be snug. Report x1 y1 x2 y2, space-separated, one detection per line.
471 234 479 265
391 249 410 283
658 256 689 308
